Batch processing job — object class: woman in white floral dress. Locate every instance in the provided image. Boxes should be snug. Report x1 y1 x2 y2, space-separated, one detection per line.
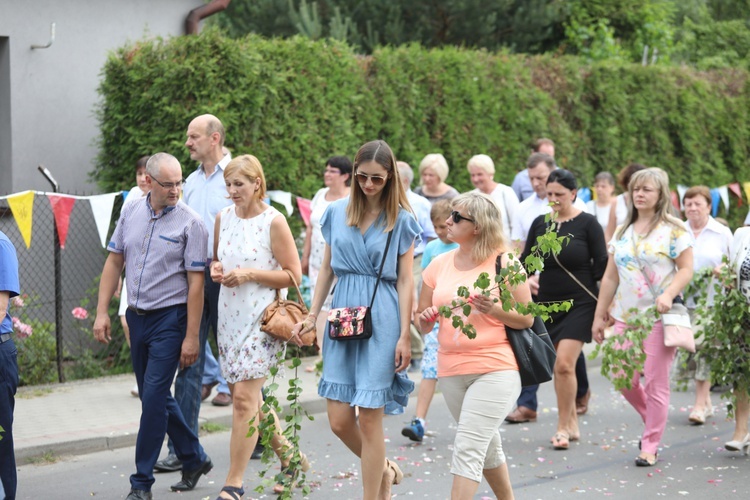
210 154 305 500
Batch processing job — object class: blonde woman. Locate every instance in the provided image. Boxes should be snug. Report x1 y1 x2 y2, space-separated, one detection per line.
414 153 459 203
291 140 420 500
418 192 533 499
593 168 693 467
210 155 307 499
467 154 519 240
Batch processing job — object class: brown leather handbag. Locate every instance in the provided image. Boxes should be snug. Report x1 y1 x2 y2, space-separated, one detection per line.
260 269 317 348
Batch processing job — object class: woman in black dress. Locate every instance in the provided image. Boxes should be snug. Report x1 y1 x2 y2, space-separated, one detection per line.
521 169 608 449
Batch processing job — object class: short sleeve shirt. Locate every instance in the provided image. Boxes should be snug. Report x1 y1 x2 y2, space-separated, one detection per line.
0 231 20 334
109 195 208 310
422 251 519 377
608 221 693 321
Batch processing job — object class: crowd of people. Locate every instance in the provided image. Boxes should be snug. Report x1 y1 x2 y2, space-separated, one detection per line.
4 123 750 500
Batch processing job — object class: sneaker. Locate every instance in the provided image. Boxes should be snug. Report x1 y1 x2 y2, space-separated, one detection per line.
130 383 139 398
401 418 424 442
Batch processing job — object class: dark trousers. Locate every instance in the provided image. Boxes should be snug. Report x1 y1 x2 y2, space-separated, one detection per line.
127 305 206 491
167 269 220 456
516 351 590 410
0 338 18 500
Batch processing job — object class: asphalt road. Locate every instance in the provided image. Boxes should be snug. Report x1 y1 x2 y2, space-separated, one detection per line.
16 369 750 499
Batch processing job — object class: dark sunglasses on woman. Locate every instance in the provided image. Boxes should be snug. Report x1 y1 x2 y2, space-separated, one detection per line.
450 210 475 224
354 172 387 186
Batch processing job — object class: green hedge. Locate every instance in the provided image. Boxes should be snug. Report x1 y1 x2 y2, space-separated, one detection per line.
95 29 750 224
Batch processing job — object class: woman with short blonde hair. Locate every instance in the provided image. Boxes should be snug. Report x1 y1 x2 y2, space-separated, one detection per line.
466 154 519 240
414 153 459 203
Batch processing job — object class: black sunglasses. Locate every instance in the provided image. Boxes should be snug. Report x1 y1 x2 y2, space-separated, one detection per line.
450 210 475 224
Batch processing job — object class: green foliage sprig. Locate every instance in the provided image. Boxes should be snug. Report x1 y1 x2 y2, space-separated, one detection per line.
590 306 655 391
692 258 750 412
250 347 313 498
438 213 573 339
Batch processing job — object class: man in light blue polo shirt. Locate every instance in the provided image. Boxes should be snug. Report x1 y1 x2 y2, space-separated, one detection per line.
94 153 212 500
154 114 233 474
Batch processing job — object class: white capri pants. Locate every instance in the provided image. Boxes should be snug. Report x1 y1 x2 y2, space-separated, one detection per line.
439 370 521 482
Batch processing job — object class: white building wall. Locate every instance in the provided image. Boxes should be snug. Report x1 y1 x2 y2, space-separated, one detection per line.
0 0 200 194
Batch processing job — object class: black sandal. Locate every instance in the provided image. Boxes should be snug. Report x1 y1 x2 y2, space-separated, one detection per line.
216 485 244 500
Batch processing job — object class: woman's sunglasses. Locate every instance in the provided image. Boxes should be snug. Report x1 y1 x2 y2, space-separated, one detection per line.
354 172 387 186
450 211 475 224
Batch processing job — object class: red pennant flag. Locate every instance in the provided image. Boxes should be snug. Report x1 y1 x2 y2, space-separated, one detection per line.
728 182 743 207
297 197 312 226
670 191 680 213
47 194 76 249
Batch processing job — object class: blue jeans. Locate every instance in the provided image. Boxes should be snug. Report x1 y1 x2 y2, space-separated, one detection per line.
127 306 206 491
202 344 230 394
516 352 590 410
0 338 18 499
167 269 220 456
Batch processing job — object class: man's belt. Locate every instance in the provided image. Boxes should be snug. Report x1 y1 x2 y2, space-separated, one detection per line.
127 305 175 316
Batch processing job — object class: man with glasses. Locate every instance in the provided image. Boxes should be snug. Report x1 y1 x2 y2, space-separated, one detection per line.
154 114 234 474
93 153 212 499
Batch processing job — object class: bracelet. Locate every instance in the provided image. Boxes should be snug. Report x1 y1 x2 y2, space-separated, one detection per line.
307 312 317 319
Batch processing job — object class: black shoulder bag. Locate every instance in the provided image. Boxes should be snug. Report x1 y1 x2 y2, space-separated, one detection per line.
496 254 557 386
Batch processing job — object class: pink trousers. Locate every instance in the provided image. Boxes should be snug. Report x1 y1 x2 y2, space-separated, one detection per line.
614 320 676 455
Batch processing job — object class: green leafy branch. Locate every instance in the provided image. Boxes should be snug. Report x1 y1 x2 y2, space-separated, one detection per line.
590 306 655 391
438 212 574 339
249 347 314 498
691 258 750 415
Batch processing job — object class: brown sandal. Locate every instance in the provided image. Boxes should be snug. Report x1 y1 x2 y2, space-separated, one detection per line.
385 458 403 485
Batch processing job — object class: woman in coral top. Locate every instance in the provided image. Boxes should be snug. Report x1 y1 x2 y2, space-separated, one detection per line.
418 191 533 500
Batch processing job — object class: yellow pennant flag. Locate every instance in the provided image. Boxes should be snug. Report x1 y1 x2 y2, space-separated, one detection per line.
7 190 35 248
743 182 750 205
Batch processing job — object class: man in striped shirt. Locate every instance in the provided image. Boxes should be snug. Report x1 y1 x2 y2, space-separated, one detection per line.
93 153 212 500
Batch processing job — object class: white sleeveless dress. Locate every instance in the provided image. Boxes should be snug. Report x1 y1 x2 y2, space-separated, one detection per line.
216 205 285 383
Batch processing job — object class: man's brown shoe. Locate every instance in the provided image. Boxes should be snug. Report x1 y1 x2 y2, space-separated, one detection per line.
505 406 537 424
211 392 232 406
576 389 591 415
201 382 218 401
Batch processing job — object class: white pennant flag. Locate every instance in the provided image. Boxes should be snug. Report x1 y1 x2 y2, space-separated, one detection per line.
88 193 118 248
267 190 294 216
718 185 729 213
677 184 689 210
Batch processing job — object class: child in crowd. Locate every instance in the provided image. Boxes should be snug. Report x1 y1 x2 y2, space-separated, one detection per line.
402 199 458 441
119 155 150 397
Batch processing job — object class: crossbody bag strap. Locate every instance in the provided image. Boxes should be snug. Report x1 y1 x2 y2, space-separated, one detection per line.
368 230 394 309
551 252 598 301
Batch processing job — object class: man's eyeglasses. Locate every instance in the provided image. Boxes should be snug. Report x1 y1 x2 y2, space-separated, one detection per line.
354 172 387 186
324 168 341 175
150 176 185 190
450 210 475 224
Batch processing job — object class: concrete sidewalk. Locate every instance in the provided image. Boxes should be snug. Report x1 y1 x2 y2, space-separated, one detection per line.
13 358 369 464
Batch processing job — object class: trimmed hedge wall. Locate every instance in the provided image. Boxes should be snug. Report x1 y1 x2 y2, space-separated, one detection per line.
95 29 750 223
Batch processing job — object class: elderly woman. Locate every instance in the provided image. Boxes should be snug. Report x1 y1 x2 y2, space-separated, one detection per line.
467 154 519 241
414 153 459 203
680 186 732 425
723 228 750 454
593 168 693 467
586 171 616 230
418 191 533 499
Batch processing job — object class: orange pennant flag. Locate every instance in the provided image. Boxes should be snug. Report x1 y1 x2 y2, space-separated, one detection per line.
6 191 35 248
48 194 76 249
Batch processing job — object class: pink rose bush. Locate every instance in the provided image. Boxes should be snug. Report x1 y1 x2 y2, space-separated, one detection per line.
12 317 33 339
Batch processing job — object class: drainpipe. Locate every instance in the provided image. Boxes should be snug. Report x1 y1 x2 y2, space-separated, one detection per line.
185 0 232 35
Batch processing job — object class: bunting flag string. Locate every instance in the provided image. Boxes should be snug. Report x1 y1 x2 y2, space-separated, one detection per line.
47 194 76 249
3 178 750 252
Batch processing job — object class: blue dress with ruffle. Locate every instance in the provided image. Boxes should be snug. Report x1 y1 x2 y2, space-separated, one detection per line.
318 198 420 414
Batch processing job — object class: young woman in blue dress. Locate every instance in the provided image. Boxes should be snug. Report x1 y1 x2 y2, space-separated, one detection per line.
291 140 421 500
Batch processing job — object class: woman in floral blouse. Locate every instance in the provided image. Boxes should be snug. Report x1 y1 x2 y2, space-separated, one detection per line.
592 167 693 467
